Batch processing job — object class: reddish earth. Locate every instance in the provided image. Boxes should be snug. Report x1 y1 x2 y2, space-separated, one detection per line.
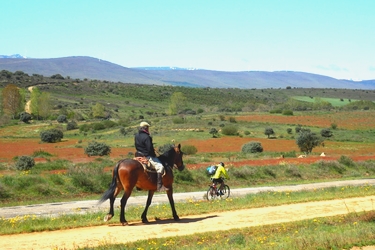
1 136 375 169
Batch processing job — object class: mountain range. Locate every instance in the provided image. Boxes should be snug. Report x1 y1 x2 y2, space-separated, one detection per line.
0 55 374 89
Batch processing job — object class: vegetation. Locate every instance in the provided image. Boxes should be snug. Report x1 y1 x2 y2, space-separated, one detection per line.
40 128 64 143
1 70 375 248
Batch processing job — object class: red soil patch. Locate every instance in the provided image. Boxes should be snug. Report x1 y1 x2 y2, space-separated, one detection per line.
236 111 375 130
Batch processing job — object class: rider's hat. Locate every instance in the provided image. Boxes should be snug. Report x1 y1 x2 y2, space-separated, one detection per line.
140 121 150 127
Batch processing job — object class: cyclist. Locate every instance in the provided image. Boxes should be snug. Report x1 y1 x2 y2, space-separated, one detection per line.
211 162 229 195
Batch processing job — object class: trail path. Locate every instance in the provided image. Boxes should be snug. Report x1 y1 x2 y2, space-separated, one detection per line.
1 179 375 249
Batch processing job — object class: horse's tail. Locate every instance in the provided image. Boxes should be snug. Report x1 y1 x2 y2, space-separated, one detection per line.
98 161 120 204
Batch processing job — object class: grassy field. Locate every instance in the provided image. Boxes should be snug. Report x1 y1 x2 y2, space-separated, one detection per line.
2 74 375 248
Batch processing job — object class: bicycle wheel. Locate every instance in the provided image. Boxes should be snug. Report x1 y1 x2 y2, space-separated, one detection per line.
206 186 217 201
219 185 230 199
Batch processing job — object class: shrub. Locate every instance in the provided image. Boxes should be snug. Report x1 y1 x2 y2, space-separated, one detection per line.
269 109 282 114
172 117 185 124
15 155 35 171
181 145 197 155
287 128 292 134
84 141 111 156
92 122 105 131
221 125 238 136
0 183 11 198
173 168 194 183
40 129 64 143
57 115 68 123
228 116 237 123
67 120 78 130
338 155 356 168
19 112 32 123
321 128 333 137
282 110 294 116
241 141 263 153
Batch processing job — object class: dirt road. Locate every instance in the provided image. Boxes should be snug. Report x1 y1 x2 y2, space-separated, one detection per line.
1 179 375 250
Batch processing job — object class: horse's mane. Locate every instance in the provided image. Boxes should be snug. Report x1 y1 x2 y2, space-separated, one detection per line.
158 145 175 167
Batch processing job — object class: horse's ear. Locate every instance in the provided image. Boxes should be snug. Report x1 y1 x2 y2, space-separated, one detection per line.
178 144 181 149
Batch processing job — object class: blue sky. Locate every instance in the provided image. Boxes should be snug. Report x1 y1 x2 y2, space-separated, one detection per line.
1 0 374 80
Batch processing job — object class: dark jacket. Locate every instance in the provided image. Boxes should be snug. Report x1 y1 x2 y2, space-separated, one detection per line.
134 129 156 157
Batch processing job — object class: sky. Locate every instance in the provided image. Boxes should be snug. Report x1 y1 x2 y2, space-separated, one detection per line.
1 0 375 81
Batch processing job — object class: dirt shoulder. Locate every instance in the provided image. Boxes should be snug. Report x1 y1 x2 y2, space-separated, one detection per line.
2 179 375 249
1 195 375 250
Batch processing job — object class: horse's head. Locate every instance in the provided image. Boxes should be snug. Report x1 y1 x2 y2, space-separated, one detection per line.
158 143 185 171
173 144 185 171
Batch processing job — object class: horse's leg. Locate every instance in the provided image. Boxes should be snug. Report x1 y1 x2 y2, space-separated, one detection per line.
104 185 122 222
119 188 133 226
166 188 180 221
141 190 155 223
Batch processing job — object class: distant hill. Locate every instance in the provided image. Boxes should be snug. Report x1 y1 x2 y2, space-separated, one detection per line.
0 56 374 89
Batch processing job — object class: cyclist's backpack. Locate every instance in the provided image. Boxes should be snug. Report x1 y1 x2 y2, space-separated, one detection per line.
206 165 217 175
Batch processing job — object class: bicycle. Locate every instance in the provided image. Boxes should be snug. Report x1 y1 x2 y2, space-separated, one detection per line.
206 180 230 201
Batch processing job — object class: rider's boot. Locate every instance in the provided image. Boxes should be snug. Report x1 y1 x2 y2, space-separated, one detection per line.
157 173 167 191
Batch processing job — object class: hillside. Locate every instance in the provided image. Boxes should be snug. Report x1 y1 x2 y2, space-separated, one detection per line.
1 56 374 89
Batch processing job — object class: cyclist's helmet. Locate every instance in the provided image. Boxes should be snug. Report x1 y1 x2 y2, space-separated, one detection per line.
219 162 225 167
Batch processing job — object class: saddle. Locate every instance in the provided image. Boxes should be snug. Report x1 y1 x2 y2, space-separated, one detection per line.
134 152 156 172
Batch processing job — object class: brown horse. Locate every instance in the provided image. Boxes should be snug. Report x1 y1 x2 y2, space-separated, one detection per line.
99 144 185 225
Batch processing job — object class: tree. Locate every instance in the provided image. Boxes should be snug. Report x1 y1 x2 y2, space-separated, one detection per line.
264 127 275 138
209 128 219 138
2 84 23 118
29 87 41 119
296 130 323 154
168 92 187 115
92 103 105 118
38 92 52 119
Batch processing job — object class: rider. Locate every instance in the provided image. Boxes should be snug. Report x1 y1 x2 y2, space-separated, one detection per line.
211 162 229 195
134 121 167 191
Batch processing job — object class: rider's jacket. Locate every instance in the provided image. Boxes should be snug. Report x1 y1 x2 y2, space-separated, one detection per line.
134 129 156 157
211 165 229 179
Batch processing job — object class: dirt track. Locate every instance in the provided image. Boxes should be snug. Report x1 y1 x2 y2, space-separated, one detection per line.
1 180 375 250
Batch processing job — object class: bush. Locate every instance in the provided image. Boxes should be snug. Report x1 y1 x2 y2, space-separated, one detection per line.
241 141 263 153
57 115 68 123
19 112 32 123
40 129 64 143
67 120 78 130
172 117 185 124
287 128 292 134
338 155 356 168
15 155 35 171
84 141 111 156
181 145 197 155
221 125 238 136
282 110 294 116
321 128 333 137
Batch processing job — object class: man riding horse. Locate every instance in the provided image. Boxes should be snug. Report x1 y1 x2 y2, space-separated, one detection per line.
134 121 167 191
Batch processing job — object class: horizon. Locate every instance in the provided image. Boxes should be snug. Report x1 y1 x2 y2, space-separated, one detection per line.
1 53 373 82
1 1 374 81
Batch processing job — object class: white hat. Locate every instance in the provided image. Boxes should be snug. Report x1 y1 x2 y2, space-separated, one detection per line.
140 121 150 127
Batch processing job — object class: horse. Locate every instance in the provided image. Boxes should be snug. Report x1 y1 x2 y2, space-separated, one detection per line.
98 144 185 225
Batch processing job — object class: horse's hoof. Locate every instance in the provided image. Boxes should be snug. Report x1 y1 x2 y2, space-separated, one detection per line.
142 219 149 223
121 222 128 226
174 216 180 221
104 214 112 222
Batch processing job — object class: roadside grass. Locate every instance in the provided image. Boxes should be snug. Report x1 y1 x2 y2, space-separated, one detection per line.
2 156 375 206
96 211 375 250
1 184 375 235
